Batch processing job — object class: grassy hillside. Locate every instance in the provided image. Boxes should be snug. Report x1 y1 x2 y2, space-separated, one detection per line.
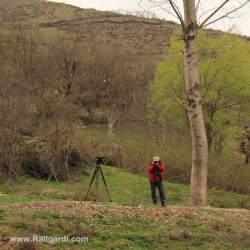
3 0 242 62
0 166 249 249
0 0 41 6
0 165 249 208
0 0 178 60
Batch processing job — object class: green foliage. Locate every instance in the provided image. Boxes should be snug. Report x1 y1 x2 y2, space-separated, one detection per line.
198 32 250 150
208 151 250 198
147 31 186 128
148 30 250 151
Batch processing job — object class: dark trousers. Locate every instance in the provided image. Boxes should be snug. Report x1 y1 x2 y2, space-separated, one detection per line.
150 181 166 205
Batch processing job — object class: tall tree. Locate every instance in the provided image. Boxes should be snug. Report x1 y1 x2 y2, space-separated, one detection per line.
141 0 250 205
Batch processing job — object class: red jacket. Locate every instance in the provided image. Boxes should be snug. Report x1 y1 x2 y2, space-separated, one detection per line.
148 163 165 182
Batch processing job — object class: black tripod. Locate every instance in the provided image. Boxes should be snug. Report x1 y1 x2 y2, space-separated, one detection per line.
84 157 112 202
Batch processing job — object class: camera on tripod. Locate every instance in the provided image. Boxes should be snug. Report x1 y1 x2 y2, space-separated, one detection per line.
83 156 112 202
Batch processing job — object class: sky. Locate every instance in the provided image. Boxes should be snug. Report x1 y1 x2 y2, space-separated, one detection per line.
49 0 250 37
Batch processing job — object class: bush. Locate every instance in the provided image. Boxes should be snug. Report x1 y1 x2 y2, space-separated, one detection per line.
208 152 250 194
0 127 89 182
0 129 24 180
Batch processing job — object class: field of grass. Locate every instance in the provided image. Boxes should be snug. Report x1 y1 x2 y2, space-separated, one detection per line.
0 166 249 249
1 201 249 250
0 165 249 208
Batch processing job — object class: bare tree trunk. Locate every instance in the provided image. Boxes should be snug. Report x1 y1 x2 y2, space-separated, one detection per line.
240 134 250 164
183 0 208 205
108 116 116 144
64 149 72 181
245 134 250 164
161 119 166 143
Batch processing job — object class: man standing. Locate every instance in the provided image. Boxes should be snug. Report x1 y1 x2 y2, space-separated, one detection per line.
148 156 166 207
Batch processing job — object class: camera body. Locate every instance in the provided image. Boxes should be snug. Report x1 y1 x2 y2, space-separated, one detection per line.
153 160 161 165
96 156 106 165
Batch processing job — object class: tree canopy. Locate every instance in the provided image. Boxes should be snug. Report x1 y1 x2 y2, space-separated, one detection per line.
148 30 250 151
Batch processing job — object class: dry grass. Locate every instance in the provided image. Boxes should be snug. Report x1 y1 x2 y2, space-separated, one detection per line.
0 0 180 62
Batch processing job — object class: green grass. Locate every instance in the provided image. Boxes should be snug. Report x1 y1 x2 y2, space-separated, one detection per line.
0 165 249 209
0 201 249 249
0 166 249 249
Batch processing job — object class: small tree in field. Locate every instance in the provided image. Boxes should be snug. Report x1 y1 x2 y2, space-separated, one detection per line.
141 0 250 205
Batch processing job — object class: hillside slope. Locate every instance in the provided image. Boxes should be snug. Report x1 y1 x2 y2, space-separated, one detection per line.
0 0 178 60
0 0 41 6
2 0 244 64
0 166 249 249
1 0 249 67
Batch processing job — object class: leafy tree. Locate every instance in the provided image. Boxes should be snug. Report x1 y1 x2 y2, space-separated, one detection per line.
149 31 250 150
199 32 250 151
149 31 250 151
147 32 187 143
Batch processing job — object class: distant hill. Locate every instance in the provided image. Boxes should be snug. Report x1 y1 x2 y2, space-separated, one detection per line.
0 0 248 61
0 0 42 6
0 0 181 61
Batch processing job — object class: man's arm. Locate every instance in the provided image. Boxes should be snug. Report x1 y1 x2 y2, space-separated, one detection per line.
156 163 165 172
148 164 154 173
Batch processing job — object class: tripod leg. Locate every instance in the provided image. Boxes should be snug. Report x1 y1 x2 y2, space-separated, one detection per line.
84 169 97 201
94 169 100 202
100 168 112 202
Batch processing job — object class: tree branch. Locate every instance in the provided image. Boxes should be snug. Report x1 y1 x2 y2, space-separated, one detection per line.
168 0 185 29
216 99 250 111
201 0 250 28
145 0 182 23
198 0 230 28
196 0 202 12
198 0 250 29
